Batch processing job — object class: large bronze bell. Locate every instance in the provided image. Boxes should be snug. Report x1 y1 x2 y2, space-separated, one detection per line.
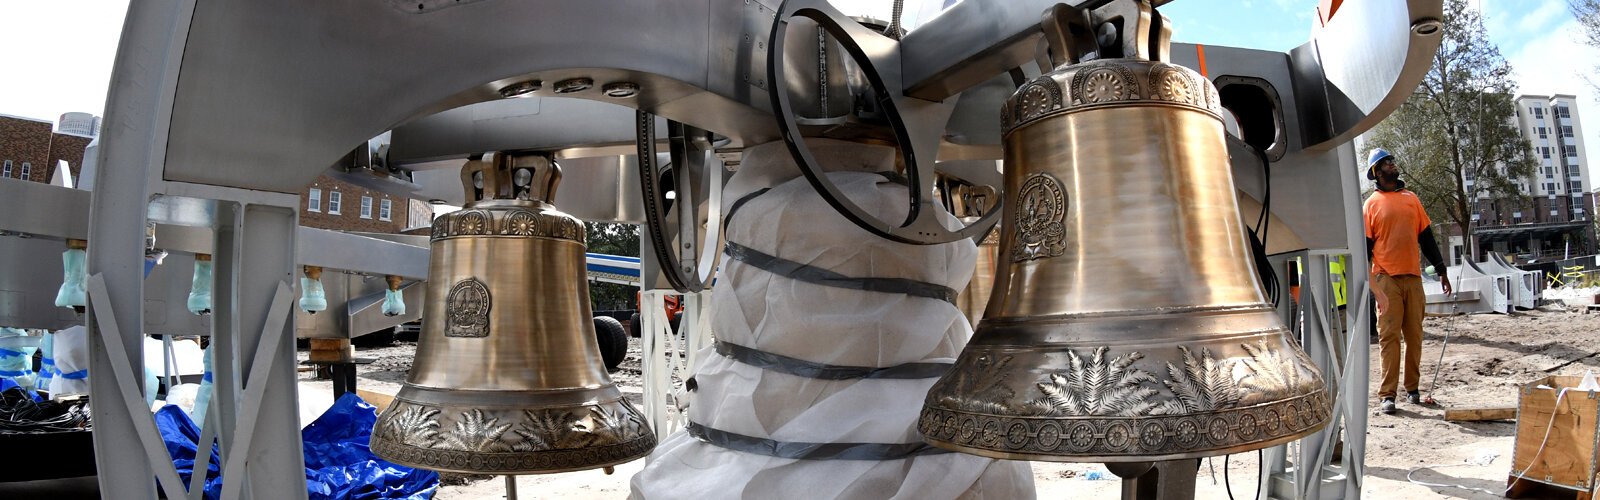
371 153 654 474
919 8 1328 462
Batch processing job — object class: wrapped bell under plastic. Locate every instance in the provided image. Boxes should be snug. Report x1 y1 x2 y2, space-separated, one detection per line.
918 14 1329 461
370 153 654 474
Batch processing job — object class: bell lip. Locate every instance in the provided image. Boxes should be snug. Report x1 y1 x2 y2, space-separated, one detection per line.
921 416 1328 463
917 389 1333 462
370 434 657 475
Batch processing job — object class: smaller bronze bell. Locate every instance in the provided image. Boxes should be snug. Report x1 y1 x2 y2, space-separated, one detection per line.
370 153 654 474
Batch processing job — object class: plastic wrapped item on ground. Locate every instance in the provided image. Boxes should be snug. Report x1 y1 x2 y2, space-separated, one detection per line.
0 328 37 392
193 346 214 423
48 326 91 399
631 140 1033 499
156 392 438 499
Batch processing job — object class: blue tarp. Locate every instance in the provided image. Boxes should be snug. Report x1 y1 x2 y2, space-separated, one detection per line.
156 393 439 499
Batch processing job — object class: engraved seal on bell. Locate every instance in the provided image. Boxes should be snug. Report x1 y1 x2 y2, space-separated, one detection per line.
445 277 492 338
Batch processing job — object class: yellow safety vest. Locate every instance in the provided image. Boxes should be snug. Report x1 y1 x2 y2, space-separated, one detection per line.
1329 255 1348 308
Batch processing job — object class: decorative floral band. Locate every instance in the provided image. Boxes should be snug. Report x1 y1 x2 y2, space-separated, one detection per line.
1001 59 1223 136
919 389 1329 459
430 207 585 243
370 398 654 474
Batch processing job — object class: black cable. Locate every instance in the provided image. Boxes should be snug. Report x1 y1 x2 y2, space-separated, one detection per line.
1223 453 1237 500
1257 448 1265 500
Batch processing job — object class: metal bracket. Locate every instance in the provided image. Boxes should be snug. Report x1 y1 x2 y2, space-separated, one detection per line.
86 274 191 498
217 280 295 500
637 112 723 293
767 0 995 245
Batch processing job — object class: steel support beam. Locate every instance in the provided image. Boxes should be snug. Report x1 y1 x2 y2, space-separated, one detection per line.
85 0 195 495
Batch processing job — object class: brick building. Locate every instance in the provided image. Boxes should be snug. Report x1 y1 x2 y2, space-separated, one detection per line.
0 113 95 184
299 175 430 234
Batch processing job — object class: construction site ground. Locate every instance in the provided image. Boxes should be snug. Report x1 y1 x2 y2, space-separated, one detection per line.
300 298 1600 499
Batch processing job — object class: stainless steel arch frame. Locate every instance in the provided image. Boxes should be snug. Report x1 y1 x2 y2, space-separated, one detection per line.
84 0 1443 497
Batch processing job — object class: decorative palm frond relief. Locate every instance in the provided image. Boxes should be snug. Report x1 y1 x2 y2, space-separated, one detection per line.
1028 347 1161 417
1239 339 1311 404
1156 346 1243 415
382 405 442 447
439 409 513 452
938 354 1020 414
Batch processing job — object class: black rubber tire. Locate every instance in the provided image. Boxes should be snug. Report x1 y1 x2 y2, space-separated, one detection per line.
629 312 643 338
593 316 628 372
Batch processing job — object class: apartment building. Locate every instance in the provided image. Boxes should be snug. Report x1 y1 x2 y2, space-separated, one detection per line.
1458 95 1596 264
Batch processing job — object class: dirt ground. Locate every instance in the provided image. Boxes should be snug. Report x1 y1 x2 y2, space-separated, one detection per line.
300 298 1600 499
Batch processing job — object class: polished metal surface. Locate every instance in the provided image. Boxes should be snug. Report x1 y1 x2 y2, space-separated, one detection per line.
919 56 1328 462
296 227 430 280
159 0 784 194
0 235 83 330
370 155 653 474
295 273 425 340
0 177 91 240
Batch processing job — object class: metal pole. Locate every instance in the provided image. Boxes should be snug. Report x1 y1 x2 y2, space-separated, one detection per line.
233 204 308 500
505 475 518 500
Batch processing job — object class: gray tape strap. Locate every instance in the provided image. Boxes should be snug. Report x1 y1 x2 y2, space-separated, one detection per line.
715 340 951 380
686 422 951 460
722 241 957 304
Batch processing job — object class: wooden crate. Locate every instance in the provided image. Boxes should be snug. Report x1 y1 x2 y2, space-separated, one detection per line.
1509 376 1600 495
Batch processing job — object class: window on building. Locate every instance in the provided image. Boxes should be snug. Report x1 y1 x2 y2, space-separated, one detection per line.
308 188 322 212
380 198 392 221
1538 127 1547 138
1542 147 1552 159
1533 107 1545 118
328 191 342 215
1 160 10 177
1557 105 1571 118
1566 145 1579 157
1563 125 1575 138
18 162 29 180
360 196 373 219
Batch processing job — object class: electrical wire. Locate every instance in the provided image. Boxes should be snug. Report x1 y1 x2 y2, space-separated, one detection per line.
0 388 90 433
1223 453 1236 500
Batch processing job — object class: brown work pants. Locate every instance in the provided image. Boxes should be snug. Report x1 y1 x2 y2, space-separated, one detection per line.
1374 273 1425 399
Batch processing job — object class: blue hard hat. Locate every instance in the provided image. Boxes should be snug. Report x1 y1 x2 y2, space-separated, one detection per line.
1366 148 1393 180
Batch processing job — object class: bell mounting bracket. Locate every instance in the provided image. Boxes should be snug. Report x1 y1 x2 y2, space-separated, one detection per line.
767 0 999 245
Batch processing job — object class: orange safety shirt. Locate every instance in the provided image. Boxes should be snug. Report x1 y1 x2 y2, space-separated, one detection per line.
1363 189 1430 277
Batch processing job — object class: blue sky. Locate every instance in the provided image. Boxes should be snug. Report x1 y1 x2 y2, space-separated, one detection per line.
1 0 1594 174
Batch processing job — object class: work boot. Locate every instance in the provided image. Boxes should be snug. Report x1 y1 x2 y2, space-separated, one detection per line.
1407 391 1423 405
1379 397 1396 414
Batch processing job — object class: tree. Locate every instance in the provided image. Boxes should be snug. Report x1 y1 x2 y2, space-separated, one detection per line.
1575 1 1600 88
1367 0 1537 260
585 222 641 311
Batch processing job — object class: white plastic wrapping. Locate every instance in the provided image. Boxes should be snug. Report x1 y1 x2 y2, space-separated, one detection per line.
49 325 91 399
0 328 37 391
631 140 1033 499
188 259 214 315
300 276 328 313
55 248 87 309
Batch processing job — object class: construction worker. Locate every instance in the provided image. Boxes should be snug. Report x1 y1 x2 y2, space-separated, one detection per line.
1364 148 1451 415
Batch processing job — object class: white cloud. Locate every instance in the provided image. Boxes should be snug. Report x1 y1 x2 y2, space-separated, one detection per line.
0 1 129 123
1514 0 1568 33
